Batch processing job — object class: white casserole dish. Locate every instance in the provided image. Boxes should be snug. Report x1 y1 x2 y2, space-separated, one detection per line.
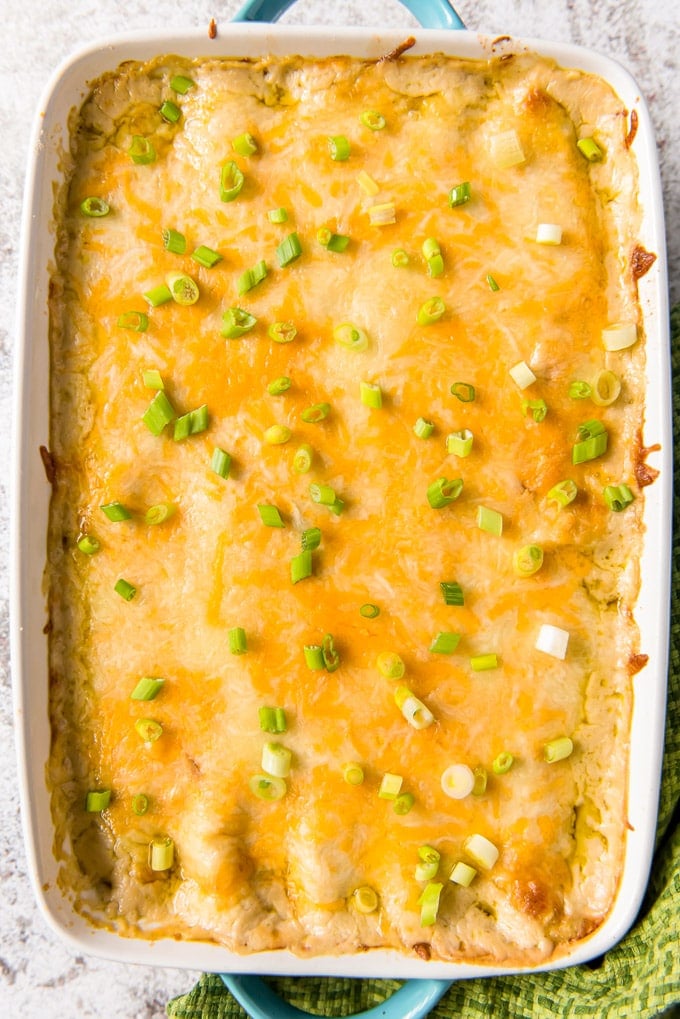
11 4 671 983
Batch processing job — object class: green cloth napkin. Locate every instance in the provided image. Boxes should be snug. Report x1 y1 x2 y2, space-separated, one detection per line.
167 308 680 1019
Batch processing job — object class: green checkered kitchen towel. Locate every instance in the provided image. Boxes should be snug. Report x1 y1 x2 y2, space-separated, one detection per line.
167 308 680 1019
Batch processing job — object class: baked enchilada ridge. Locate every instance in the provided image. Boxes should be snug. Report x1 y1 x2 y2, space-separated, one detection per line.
47 50 649 965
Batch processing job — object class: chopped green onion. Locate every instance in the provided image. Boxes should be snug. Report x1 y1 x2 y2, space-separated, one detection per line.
352 886 379 913
135 718 163 742
262 742 291 778
220 161 245 202
144 283 173 308
210 447 232 479
414 417 435 439
238 260 268 295
303 644 325 670
167 272 199 306
328 135 350 160
301 526 321 551
301 402 330 423
513 544 543 577
368 202 396 226
101 501 131 522
470 653 499 671
376 652 405 680
463 833 499 870
577 137 603 161
448 181 471 207
391 248 409 268
427 477 463 509
394 792 415 815
423 237 443 277
472 766 488 796
418 882 443 927
80 196 110 217
378 773 403 799
394 686 434 729
267 375 291 396
544 736 574 763
268 207 288 224
343 762 365 785
603 484 634 512
222 307 257 338
441 763 475 799
228 626 248 655
429 632 461 655
491 129 525 168
149 836 174 871
276 232 302 267
249 774 287 800
334 322 368 351
450 861 477 887
129 135 156 165
476 505 503 536
142 391 176 435
440 581 464 606
486 273 500 291
326 233 350 253
417 297 446 325
145 502 175 525
310 483 337 506
536 223 562 245
492 752 514 775
191 244 222 268
415 846 440 882
77 534 100 555
291 549 313 584
547 479 577 508
509 361 536 390
263 425 291 445
132 793 149 815
257 504 285 528
232 132 257 156
293 444 313 473
522 398 548 423
535 623 569 660
316 227 332 246
142 369 164 389
322 633 340 672
602 322 637 351
268 320 297 344
569 380 592 399
573 420 608 464
356 170 379 195
114 578 137 601
173 404 208 441
360 603 380 619
86 790 111 812
160 100 181 123
131 677 165 701
118 310 149 332
170 74 194 94
446 429 473 457
360 110 386 130
450 382 475 402
259 706 287 733
591 369 621 406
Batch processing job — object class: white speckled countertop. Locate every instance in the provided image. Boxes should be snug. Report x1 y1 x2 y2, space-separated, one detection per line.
1 1 678 1015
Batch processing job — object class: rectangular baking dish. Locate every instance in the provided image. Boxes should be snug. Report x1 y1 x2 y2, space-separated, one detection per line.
11 0 671 981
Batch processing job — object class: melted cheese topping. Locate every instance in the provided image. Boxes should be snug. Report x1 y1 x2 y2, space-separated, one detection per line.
47 50 647 966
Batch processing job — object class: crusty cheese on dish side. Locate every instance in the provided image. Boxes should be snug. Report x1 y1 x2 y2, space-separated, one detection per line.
46 49 650 965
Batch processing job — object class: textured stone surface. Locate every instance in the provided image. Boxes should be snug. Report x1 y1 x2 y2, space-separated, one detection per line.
1 1 677 1015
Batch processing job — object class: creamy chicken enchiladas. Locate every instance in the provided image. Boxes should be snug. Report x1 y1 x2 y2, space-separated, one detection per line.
45 46 657 966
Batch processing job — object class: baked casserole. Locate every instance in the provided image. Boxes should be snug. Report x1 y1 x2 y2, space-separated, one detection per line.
45 47 656 966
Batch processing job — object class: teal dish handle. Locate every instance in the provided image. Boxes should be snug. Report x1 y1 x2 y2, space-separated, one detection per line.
220 975 453 1019
232 0 465 30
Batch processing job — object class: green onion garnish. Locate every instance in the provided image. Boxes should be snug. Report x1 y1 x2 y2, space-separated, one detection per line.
368 202 396 226
448 181 471 207
522 398 547 422
486 274 500 291
249 774 287 800
577 137 603 161
170 74 194 94
191 245 222 268
328 135 350 161
145 502 175 525
293 444 313 473
440 763 475 799
310 483 337 506
572 420 608 464
417 297 446 325
267 376 291 395
476 505 503 536
427 477 463 509
446 429 473 457
450 381 475 402
415 846 441 882
535 623 569 660
264 425 291 445
210 447 232 479
220 161 245 201
376 652 405 679
343 762 365 785
114 578 136 601
440 581 464 606
228 626 248 655
418 882 443 927
131 677 165 701
334 322 368 351
86 790 111 812
472 766 488 796
262 741 291 778
232 132 257 156
603 484 634 512
276 232 302 267
118 310 149 332
359 603 380 619
356 170 379 195
303 644 325 670
101 501 131 522
316 227 332 246
160 100 181 123
360 381 383 408
291 549 313 584
221 307 257 338
80 196 110 217
590 369 621 407
144 283 172 308
142 369 164 389
326 233 350 253
129 136 156 165
394 686 435 729
259 706 287 733
132 793 149 815
391 248 409 268
513 544 543 577
360 110 386 130
569 380 592 399
301 527 321 551
142 391 176 435
470 653 499 671
394 792 415 815
544 736 574 763
135 718 163 742
322 633 340 672
77 534 100 555
257 504 285 528
238 260 268 295
268 321 297 344
547 479 577 508
301 402 330 423
167 272 199 305
352 886 379 913
423 237 444 278
492 752 514 774
450 861 477 887
414 417 435 439
174 405 208 441
463 833 499 870
268 207 289 224
429 632 461 655
148 836 174 871
378 773 403 799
